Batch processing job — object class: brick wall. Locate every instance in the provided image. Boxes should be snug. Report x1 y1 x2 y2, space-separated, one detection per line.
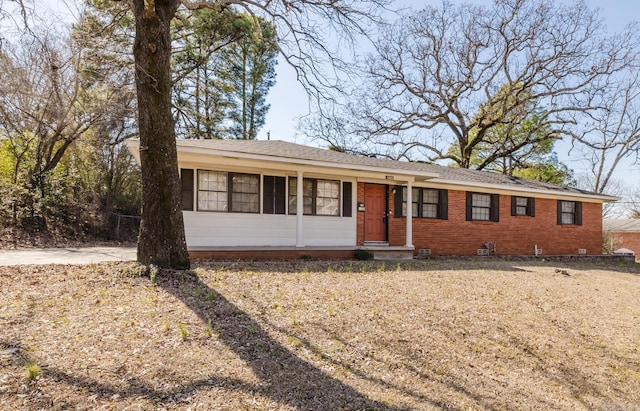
357 183 604 256
607 232 640 257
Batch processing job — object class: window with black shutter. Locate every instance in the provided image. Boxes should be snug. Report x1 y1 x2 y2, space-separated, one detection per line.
394 186 448 219
466 192 499 222
288 177 340 216
511 196 535 217
557 200 582 225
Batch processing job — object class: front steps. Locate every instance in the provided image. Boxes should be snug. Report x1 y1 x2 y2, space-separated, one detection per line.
362 242 415 260
371 250 414 260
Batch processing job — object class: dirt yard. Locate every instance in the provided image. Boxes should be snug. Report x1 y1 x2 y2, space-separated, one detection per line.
1 259 639 410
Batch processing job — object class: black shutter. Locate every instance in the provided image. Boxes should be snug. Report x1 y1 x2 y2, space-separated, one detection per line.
263 176 274 214
466 192 473 221
263 176 285 214
310 179 317 215
528 197 535 217
439 189 448 220
575 201 582 226
511 196 517 216
394 186 403 218
491 194 500 222
274 176 286 214
228 173 235 212
180 169 194 211
342 182 352 217
557 201 563 225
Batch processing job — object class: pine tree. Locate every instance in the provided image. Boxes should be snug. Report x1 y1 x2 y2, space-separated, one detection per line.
223 18 277 140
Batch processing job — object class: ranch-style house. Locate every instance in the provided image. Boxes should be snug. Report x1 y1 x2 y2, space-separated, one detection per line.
126 139 616 260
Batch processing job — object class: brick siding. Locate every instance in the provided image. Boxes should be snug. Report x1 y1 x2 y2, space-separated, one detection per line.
607 232 640 257
357 183 603 256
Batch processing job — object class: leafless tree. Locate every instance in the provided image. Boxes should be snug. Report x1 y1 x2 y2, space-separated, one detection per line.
0 0 31 29
73 0 141 214
570 36 640 195
0 26 119 229
305 0 635 171
132 0 390 269
619 184 640 218
630 201 640 219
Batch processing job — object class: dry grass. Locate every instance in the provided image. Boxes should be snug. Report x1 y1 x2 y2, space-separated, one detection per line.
1 259 640 410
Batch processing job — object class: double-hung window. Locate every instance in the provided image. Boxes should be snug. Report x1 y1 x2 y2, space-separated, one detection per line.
466 192 499 222
230 173 260 213
289 178 340 216
557 200 582 225
197 170 259 213
198 170 228 211
394 187 448 219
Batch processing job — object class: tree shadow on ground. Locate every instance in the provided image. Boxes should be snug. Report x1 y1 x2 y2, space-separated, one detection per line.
0 339 302 409
194 257 640 276
156 269 410 410
1 266 410 410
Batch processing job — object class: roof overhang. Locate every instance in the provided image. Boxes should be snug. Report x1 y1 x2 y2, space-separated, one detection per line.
126 138 440 182
125 139 618 203
419 178 619 203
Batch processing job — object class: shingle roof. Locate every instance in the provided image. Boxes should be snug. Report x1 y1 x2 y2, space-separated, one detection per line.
177 139 432 173
174 139 614 200
603 219 640 232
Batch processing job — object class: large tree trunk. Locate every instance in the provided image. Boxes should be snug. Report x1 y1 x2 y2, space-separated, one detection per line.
133 0 190 269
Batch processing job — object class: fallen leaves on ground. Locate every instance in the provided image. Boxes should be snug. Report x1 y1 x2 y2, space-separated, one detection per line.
1 259 639 410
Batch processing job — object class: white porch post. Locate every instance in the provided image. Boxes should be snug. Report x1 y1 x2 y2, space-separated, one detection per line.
296 170 305 247
405 181 413 248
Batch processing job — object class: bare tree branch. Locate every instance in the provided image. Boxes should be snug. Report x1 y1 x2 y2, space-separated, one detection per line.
571 40 640 194
304 0 634 177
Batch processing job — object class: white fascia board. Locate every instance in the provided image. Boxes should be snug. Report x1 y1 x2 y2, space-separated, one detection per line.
424 178 619 203
357 176 416 184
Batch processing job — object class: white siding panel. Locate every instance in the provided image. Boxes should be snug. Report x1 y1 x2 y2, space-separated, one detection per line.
183 212 356 247
303 217 356 246
184 212 296 247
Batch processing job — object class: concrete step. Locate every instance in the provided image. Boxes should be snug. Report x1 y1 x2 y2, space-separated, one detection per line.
372 250 414 261
363 241 389 246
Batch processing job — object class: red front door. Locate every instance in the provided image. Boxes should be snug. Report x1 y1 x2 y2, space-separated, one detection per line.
364 184 387 242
